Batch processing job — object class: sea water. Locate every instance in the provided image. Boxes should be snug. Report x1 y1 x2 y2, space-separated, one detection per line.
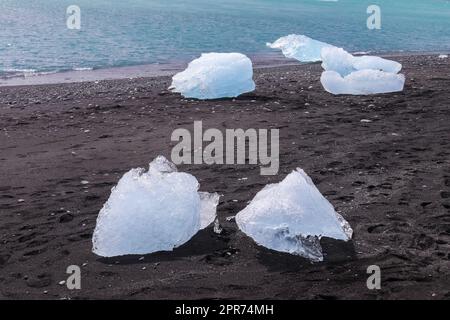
1 0 449 78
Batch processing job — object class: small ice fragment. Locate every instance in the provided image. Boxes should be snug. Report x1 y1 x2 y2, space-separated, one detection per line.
169 53 255 100
226 216 236 222
321 70 405 95
439 54 448 59
199 192 220 229
236 169 353 262
92 156 219 257
360 119 372 123
267 34 334 62
81 180 89 185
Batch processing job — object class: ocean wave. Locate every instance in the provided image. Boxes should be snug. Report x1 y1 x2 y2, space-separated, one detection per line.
0 66 95 79
2 68 36 75
72 67 94 71
0 68 38 79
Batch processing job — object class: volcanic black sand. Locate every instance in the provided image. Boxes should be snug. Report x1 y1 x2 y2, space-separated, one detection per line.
0 54 449 300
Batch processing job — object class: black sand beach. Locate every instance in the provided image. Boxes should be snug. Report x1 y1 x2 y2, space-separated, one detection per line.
0 54 449 299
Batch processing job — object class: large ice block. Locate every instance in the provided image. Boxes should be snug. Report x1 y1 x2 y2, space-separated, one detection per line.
169 53 255 99
92 156 219 257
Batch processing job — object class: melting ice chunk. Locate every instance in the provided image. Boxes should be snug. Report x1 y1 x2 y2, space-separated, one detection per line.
320 47 404 95
321 47 402 76
236 169 352 262
169 53 255 100
321 69 405 95
267 34 334 62
92 156 219 257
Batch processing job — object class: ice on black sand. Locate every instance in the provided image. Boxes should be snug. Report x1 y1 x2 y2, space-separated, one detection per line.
236 169 353 262
320 46 405 95
169 53 255 100
268 34 405 95
92 156 220 257
321 69 405 95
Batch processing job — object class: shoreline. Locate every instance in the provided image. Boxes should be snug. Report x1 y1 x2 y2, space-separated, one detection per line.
0 52 296 87
1 50 448 88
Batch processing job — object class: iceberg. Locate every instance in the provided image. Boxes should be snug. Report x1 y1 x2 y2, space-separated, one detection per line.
320 47 404 95
235 169 352 262
321 47 402 76
267 34 334 62
92 156 219 257
169 53 255 100
321 69 405 95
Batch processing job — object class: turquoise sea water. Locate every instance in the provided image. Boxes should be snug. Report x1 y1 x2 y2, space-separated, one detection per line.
1 0 449 77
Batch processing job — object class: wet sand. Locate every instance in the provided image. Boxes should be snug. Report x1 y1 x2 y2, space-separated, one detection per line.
0 54 449 300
